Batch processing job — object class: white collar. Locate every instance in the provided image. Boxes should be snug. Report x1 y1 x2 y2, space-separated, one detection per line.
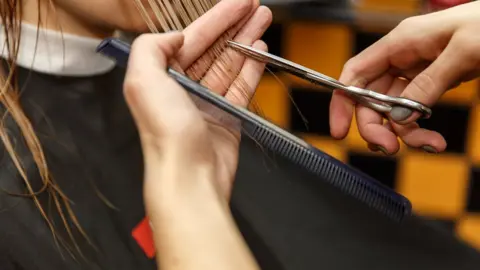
0 23 116 77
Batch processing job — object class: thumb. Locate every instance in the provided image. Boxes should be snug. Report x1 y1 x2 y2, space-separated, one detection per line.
124 32 204 139
128 32 185 73
390 30 475 123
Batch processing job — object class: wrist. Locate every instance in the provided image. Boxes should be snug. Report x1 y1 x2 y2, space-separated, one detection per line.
143 148 224 212
144 159 229 244
147 186 256 270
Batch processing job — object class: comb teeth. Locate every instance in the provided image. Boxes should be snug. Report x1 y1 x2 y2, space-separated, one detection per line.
245 124 411 222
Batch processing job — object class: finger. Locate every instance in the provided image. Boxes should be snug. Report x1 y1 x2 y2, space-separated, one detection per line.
329 90 356 139
195 40 268 134
341 34 394 84
356 73 400 155
455 69 480 86
128 33 184 72
226 40 268 107
381 77 447 153
389 63 465 92
388 61 431 81
124 33 204 138
176 0 258 69
366 120 447 154
391 121 447 153
329 34 393 140
183 2 259 81
200 5 272 95
367 122 394 152
391 29 478 124
444 69 480 90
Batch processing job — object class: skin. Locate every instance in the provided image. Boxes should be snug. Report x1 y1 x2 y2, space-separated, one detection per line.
127 32 263 270
22 0 272 269
329 1 480 155
23 0 153 37
127 3 271 269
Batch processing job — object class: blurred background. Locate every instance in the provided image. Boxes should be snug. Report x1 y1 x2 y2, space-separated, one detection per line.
252 0 480 251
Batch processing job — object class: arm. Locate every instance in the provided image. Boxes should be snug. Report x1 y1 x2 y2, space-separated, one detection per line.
123 32 261 270
146 155 259 270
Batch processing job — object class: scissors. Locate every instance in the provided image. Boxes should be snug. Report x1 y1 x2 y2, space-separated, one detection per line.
227 40 432 121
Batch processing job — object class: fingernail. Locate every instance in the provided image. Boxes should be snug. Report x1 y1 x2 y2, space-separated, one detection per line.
370 144 390 155
368 143 378 152
390 107 413 122
377 145 390 155
422 145 438 154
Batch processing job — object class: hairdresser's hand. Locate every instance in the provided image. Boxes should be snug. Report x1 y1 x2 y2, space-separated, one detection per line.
125 4 270 205
125 32 264 270
168 0 270 199
329 1 480 155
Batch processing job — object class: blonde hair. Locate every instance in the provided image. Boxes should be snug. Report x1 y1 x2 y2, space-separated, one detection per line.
0 0 260 259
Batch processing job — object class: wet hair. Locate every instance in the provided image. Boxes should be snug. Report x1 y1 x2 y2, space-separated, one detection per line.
0 0 91 258
134 0 258 104
0 0 262 259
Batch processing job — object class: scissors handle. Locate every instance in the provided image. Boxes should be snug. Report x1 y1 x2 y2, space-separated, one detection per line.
227 40 432 120
337 85 432 119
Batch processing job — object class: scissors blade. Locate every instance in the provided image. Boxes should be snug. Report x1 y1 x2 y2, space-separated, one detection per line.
227 40 396 114
227 41 433 119
227 40 345 91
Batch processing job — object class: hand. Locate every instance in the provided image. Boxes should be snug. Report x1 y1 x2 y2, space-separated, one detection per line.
124 0 271 205
123 3 271 268
126 34 265 269
329 1 480 155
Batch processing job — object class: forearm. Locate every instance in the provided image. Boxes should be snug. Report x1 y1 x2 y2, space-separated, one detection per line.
144 152 259 270
152 191 259 270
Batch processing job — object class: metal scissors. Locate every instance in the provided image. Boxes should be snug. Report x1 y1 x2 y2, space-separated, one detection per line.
227 40 432 121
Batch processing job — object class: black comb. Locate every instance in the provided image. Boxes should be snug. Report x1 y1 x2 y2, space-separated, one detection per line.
96 37 412 222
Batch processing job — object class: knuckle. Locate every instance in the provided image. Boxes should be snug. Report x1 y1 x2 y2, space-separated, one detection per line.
394 16 423 41
342 58 358 74
454 28 479 57
132 33 174 59
341 58 368 86
132 33 155 49
342 58 354 70
448 27 480 69
397 16 419 30
406 73 434 102
123 76 142 98
123 78 147 108
258 40 269 52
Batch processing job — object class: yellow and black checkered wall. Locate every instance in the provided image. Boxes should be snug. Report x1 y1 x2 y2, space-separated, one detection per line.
252 3 480 251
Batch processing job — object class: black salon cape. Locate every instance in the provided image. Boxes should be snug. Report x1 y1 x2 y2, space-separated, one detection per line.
0 65 479 270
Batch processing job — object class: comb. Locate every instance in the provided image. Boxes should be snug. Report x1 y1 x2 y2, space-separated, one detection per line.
96 37 412 222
